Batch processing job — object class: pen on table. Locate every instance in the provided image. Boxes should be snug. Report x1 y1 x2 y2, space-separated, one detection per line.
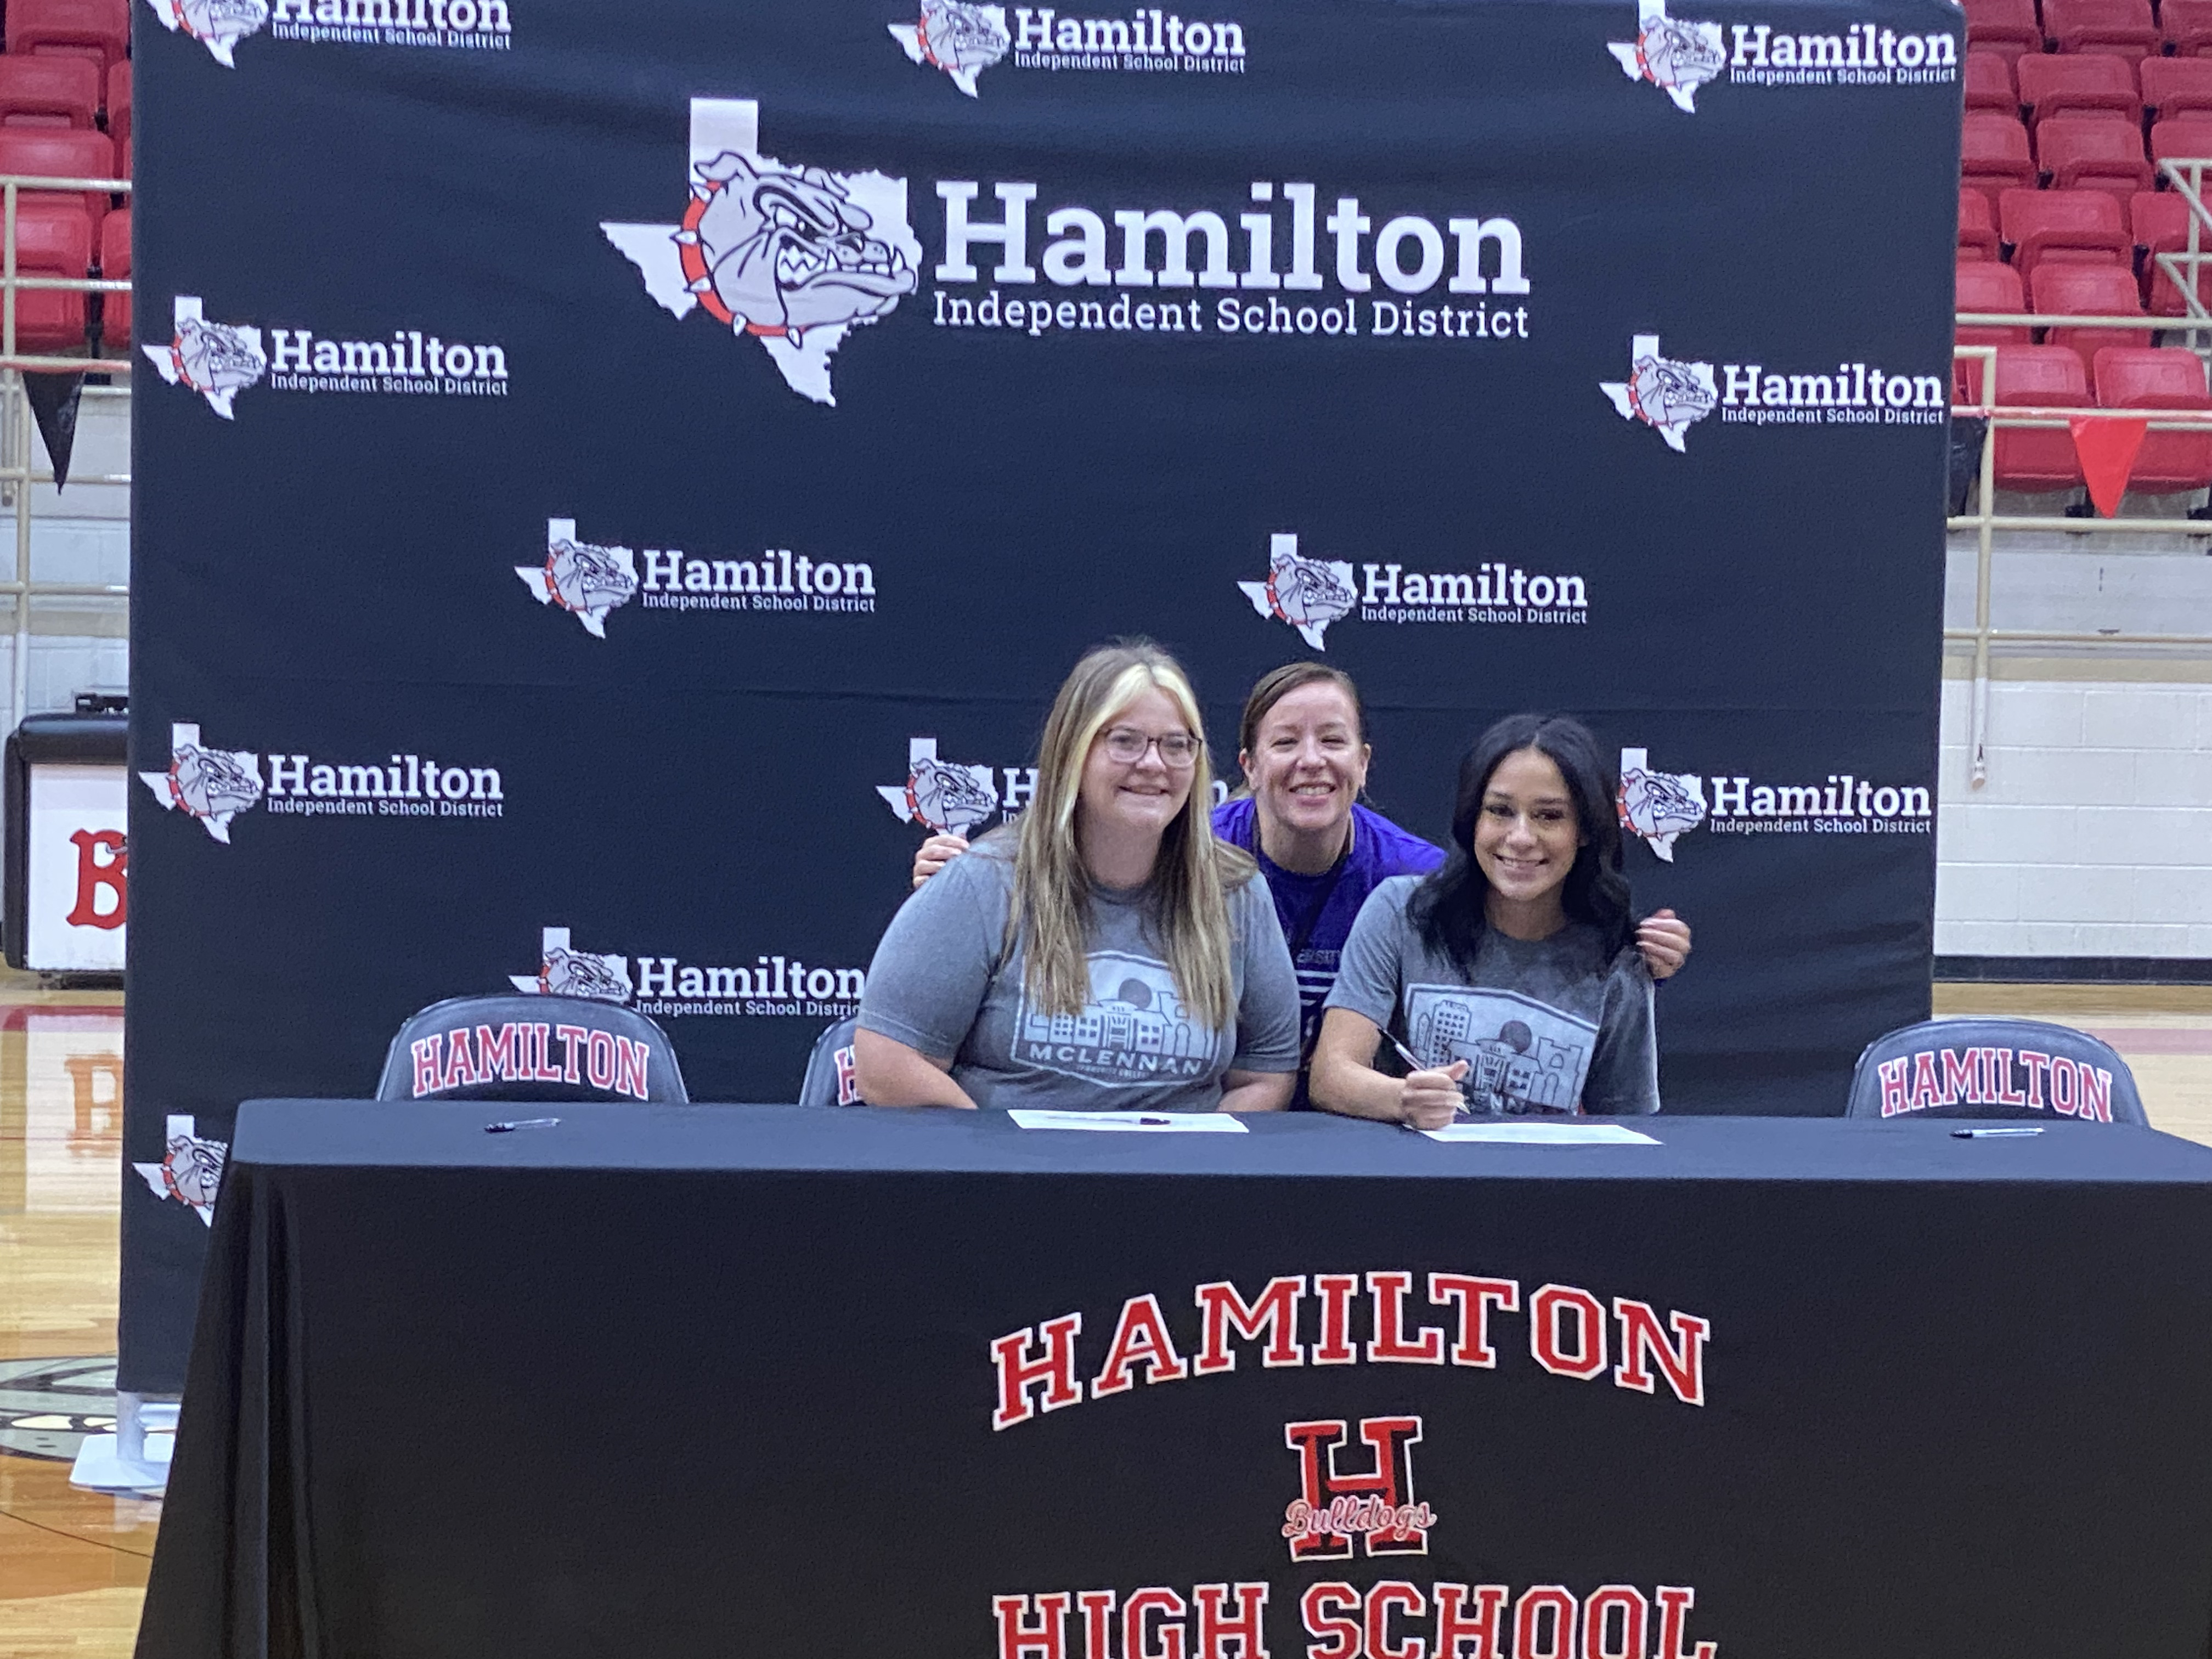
1951 1126 2044 1138
485 1117 561 1133
1138 1116 1172 1126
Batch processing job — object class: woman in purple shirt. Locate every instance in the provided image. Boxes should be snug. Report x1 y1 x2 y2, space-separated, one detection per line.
912 663 1691 1096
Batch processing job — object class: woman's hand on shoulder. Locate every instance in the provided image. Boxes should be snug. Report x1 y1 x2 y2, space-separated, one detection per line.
911 833 972 890
1400 1062 1468 1130
1635 909 1691 980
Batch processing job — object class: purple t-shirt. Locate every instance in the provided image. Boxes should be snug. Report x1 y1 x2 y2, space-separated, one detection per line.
1211 798 1444 1085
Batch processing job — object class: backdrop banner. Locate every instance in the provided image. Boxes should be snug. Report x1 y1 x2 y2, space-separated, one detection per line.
122 0 1962 1390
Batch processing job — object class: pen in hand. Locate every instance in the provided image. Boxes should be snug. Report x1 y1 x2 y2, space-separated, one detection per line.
1384 1035 1466 1131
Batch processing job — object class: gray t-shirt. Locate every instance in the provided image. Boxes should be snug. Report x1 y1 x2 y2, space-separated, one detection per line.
1324 874 1658 1115
859 842 1302 1111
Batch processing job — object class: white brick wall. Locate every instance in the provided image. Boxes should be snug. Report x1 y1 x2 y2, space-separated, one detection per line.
1937 677 2212 958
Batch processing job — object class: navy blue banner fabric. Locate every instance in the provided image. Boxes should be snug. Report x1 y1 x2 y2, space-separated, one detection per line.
122 0 1963 1387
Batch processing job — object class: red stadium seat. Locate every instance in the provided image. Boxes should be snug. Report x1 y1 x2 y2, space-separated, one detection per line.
2150 114 2212 173
105 61 128 153
1965 0 2044 59
0 59 99 131
5 0 131 72
98 202 126 347
1961 188 2002 259
2139 55 2212 118
0 200 90 354
1956 346 2090 490
1967 50 2020 111
2130 190 2212 309
1957 259 2033 343
2092 345 2212 488
2042 0 2159 57
2016 52 2140 123
2001 187 2130 275
2032 261 2152 369
2036 113 2155 198
2164 0 2212 54
0 130 114 232
1963 111 2039 206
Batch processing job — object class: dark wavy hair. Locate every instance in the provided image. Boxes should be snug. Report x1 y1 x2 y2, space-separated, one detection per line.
1408 713 1634 974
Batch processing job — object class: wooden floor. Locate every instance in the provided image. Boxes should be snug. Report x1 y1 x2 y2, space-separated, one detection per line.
1 978 2208 1657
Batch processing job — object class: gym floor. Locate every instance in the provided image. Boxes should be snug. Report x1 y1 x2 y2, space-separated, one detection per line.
3 978 2208 1657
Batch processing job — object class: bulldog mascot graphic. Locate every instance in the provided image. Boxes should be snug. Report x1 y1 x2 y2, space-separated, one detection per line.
142 0 271 67
879 738 1000 837
1240 532 1359 650
513 927 634 1002
1607 0 1726 112
602 99 922 404
1601 335 1718 453
143 298 269 420
139 724 265 844
133 1116 229 1227
889 0 1012 96
1617 747 1709 861
519 520 639 639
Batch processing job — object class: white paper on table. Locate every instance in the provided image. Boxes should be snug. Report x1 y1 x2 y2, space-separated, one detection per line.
1007 1110 1250 1133
1419 1121 1659 1146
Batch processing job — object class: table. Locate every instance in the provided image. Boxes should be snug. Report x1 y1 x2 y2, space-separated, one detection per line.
137 1104 2212 1659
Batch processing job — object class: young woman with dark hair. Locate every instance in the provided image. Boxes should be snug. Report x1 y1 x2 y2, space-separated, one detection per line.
912 666 1691 1100
1309 713 1660 1127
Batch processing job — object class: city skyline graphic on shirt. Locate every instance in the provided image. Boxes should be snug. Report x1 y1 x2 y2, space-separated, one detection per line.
1404 984 1597 1115
1017 951 1219 1086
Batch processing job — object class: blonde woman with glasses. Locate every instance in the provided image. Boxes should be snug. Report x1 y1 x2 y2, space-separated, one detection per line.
855 641 1301 1113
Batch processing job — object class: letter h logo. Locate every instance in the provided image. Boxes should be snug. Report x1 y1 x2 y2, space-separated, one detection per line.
1283 1415 1426 1560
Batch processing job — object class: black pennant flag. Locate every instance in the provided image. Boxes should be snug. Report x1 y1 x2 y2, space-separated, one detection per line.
22 371 84 490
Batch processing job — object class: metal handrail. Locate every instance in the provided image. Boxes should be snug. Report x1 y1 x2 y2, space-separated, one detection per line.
0 171 134 740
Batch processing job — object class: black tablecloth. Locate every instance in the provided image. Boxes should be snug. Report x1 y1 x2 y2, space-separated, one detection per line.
138 1104 2212 1659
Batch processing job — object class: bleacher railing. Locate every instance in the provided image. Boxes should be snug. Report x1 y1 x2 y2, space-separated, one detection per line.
0 172 131 742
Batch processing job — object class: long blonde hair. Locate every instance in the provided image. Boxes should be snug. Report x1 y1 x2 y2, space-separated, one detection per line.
1011 641 1254 1027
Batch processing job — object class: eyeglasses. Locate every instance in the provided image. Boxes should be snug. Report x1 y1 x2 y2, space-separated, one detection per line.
1101 727 1203 769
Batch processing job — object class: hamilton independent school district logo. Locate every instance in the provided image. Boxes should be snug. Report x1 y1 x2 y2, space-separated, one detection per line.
514 927 635 1001
519 520 637 639
602 98 921 407
143 0 269 66
139 724 265 843
890 0 1010 95
1617 747 1708 862
1601 334 1716 453
143 298 268 420
1609 0 1724 111
133 1114 228 1227
879 738 1001 836
1240 533 1356 650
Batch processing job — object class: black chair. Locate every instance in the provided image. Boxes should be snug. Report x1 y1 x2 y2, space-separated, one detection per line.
1846 1017 2146 1124
375 993 689 1104
798 1014 864 1107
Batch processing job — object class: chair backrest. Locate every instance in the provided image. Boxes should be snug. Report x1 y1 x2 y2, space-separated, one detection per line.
2142 54 2212 119
2093 343 2212 406
798 1014 865 1108
375 992 689 1103
1847 1018 2147 1124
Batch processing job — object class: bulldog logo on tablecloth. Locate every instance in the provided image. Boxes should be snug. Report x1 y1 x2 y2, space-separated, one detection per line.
138 724 264 844
888 0 1010 95
518 520 638 639
1283 1415 1434 1561
132 1115 228 1227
